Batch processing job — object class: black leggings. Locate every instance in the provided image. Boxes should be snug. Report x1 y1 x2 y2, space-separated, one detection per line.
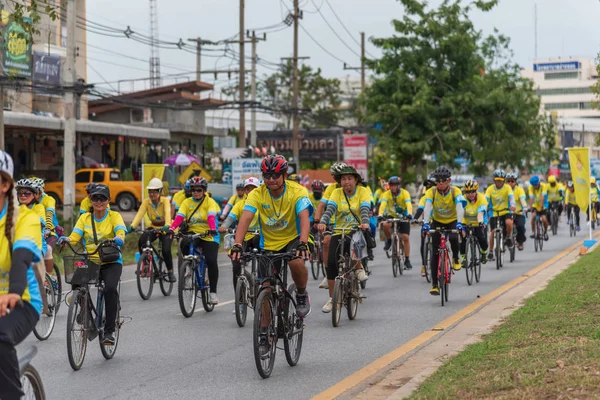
326 234 352 280
231 235 260 292
138 230 174 272
430 221 459 288
181 238 219 293
460 226 488 255
567 204 580 226
513 214 526 244
0 301 38 400
99 262 122 334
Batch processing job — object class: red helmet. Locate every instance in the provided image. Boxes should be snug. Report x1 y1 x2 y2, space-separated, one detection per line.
311 179 324 192
187 176 208 189
261 154 288 174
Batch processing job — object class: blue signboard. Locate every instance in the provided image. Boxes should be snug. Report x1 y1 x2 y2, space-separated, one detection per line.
533 61 579 72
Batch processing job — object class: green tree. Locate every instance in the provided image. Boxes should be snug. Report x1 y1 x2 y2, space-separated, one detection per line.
362 0 556 181
11 1 58 37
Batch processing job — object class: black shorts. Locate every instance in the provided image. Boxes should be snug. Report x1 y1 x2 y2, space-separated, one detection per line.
274 236 315 254
393 221 410 235
489 214 512 230
532 208 547 217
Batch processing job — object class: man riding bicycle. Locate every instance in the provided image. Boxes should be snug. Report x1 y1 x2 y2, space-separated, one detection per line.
413 174 435 277
485 169 516 260
506 172 528 250
230 155 313 318
308 180 325 212
528 175 549 241
588 177 600 223
378 176 413 270
546 175 564 218
565 181 581 231
460 179 488 264
422 166 466 295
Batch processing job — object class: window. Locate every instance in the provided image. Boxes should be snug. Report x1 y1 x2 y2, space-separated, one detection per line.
109 171 121 181
536 87 592 96
544 72 579 80
92 171 105 182
75 171 90 183
544 102 594 110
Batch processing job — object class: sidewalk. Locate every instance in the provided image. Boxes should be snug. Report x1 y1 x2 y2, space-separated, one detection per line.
334 240 593 400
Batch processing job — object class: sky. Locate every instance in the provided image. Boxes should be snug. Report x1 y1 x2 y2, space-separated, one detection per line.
85 0 600 96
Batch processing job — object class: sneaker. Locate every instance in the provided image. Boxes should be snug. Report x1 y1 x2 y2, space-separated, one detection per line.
430 286 440 296
404 259 412 270
383 239 392 251
544 233 549 241
209 293 219 305
318 277 329 289
357 268 368 282
577 226 581 232
103 333 116 346
367 248 374 261
505 237 514 248
421 266 426 277
452 261 462 271
529 233 535 239
517 243 524 251
488 253 494 261
480 252 487 264
322 297 333 313
295 292 311 318
167 271 177 283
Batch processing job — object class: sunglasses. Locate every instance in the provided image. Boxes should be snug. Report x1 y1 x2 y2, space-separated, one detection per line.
91 196 108 202
506 180 516 183
191 188 204 193
263 173 282 180
463 190 477 194
17 190 34 197
436 179 448 184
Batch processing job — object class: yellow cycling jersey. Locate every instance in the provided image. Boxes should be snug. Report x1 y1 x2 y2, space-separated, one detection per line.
565 190 580 207
378 189 412 217
244 181 313 251
326 186 371 230
528 183 548 211
374 188 384 204
591 186 600 203
132 197 172 228
230 199 260 242
171 190 188 212
69 210 127 265
424 186 465 224
177 196 221 243
31 203 46 227
485 184 514 217
80 197 111 215
320 182 340 222
40 192 56 230
463 194 488 226
512 185 527 214
547 183 564 202
227 194 245 208
418 195 426 209
0 204 43 315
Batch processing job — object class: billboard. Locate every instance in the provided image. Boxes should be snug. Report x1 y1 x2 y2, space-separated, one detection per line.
343 134 368 180
2 12 32 79
231 158 262 190
533 61 579 72
256 129 342 162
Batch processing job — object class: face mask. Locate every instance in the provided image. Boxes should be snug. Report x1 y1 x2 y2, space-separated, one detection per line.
313 192 322 200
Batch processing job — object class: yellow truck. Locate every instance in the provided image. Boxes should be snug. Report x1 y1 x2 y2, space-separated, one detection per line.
45 168 142 211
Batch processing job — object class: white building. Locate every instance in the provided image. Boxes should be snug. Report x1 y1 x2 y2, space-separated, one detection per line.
521 57 599 118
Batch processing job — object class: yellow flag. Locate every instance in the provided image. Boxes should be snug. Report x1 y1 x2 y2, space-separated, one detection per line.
568 147 590 211
142 164 166 199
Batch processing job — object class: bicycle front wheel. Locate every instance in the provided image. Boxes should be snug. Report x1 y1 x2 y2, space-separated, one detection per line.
33 273 57 341
346 275 358 321
424 239 432 283
178 260 197 317
53 264 62 313
332 278 343 327
234 277 248 327
100 299 120 360
284 284 303 367
464 239 473 286
200 266 214 313
21 364 46 400
439 252 445 307
66 290 87 371
136 253 154 300
495 231 503 270
443 251 450 304
253 288 277 378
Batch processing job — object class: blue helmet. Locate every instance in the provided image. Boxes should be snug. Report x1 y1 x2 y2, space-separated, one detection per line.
529 176 540 186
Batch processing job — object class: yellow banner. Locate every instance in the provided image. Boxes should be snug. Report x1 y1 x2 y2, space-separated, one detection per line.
568 147 590 211
142 164 167 198
178 161 212 185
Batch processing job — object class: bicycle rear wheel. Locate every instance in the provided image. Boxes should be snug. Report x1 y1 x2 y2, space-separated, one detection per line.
360 259 368 290
234 276 248 327
391 237 399 278
253 289 277 378
424 239 432 283
474 244 482 283
136 253 154 300
66 290 87 371
495 231 503 270
346 275 358 321
439 252 445 307
464 239 474 286
552 211 558 235
443 252 450 304
200 266 214 312
178 260 197 317
158 259 174 296
332 278 343 327
53 264 62 313
33 273 57 341
100 298 120 360
397 236 404 276
509 234 516 262
21 364 45 400
284 284 303 367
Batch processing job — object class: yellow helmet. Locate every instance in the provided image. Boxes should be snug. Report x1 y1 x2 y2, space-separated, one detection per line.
548 175 557 184
463 179 479 192
591 177 597 184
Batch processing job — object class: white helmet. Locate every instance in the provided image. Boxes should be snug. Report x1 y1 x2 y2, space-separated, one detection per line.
244 177 261 188
146 178 163 190
0 151 14 179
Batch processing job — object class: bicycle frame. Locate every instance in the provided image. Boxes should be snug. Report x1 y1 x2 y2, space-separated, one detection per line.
183 239 210 292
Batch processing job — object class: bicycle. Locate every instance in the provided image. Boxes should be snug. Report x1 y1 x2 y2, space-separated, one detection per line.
462 226 482 285
176 232 215 318
310 230 325 280
61 240 124 371
533 212 545 253
569 206 577 237
19 346 45 400
383 216 409 277
133 228 173 300
247 250 304 379
591 202 598 230
550 202 559 236
416 221 432 283
433 227 460 307
32 271 58 341
491 210 512 270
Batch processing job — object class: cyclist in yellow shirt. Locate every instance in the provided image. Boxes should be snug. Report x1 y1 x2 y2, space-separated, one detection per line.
588 177 600 223
171 184 191 219
0 152 44 399
565 181 581 231
422 166 467 295
308 180 325 212
460 179 488 264
220 183 246 221
413 174 435 277
378 176 413 270
547 175 565 218
485 170 516 259
506 172 528 250
230 155 313 318
528 175 549 240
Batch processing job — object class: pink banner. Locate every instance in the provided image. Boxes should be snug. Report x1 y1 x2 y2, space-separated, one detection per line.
343 134 368 179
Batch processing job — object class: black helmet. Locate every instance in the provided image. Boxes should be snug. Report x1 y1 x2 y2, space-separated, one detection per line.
235 183 245 190
86 182 98 194
433 166 451 181
90 184 110 200
388 176 401 185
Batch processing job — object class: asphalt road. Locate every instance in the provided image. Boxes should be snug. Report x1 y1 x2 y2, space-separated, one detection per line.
19 218 585 400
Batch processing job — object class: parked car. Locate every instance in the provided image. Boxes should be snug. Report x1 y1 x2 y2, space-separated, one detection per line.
207 183 233 211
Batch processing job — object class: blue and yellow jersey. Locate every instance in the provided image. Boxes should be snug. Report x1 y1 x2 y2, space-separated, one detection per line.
528 183 549 211
308 193 321 211
547 183 564 202
463 194 488 227
227 194 245 208
69 210 127 265
230 199 260 242
378 189 412 217
565 190 580 207
327 186 371 230
485 184 514 217
132 197 172 228
171 190 188 212
512 185 527 215
374 188 384 205
0 204 44 315
177 196 221 243
424 186 466 224
40 193 58 231
244 181 312 251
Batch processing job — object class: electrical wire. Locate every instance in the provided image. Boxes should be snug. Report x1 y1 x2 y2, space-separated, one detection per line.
324 0 375 59
309 0 360 58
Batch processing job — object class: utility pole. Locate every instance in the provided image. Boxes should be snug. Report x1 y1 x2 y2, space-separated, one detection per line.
248 31 266 147
291 0 300 163
63 0 77 231
343 32 367 94
239 0 246 148
188 37 215 81
0 86 4 150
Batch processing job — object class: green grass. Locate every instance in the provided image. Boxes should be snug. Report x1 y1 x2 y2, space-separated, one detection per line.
409 248 600 400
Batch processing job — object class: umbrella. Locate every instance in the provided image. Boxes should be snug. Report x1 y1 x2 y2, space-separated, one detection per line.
164 154 201 166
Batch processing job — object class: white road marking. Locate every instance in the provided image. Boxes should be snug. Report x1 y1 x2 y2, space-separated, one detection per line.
175 299 235 316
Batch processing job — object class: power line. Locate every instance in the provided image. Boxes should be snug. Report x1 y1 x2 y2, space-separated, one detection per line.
309 0 360 58
324 0 376 59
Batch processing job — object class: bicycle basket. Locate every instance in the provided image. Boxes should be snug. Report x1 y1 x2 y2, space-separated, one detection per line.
351 230 367 261
63 256 100 285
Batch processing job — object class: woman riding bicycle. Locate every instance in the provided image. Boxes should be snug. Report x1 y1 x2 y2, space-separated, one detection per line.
318 165 371 313
460 179 489 264
413 174 435 277
0 151 44 400
58 184 126 346
168 177 220 304
127 178 176 283
565 181 581 231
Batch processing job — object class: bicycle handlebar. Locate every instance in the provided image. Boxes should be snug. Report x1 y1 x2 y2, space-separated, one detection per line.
59 239 118 257
175 232 213 240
